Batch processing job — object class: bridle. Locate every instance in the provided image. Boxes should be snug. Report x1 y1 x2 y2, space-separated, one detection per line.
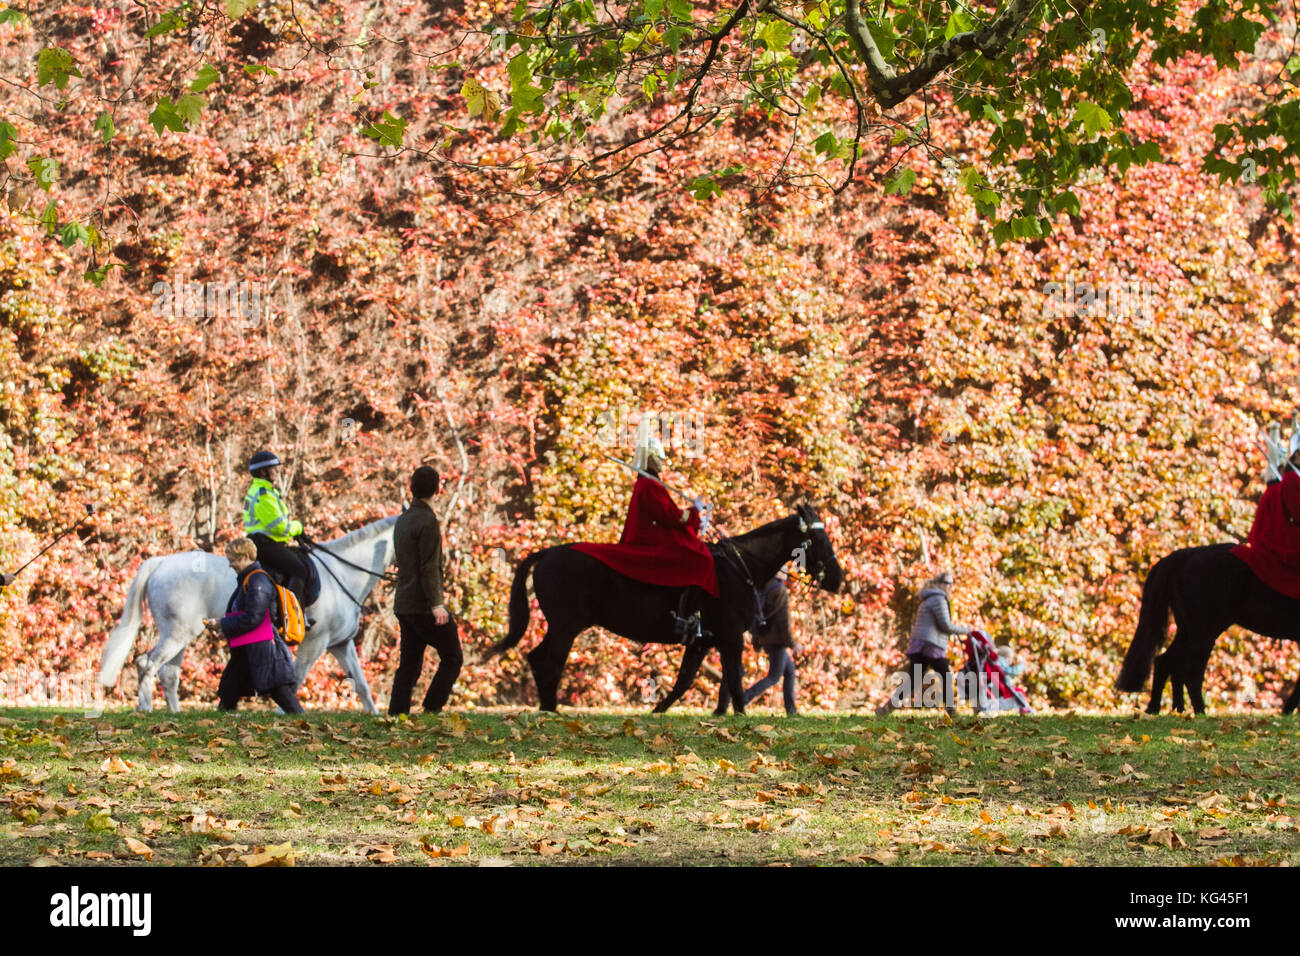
715 512 832 629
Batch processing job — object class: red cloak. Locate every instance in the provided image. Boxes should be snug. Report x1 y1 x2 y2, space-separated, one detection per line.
1232 469 1300 598
572 476 719 596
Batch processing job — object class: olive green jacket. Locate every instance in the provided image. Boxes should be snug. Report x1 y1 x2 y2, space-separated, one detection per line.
393 499 446 615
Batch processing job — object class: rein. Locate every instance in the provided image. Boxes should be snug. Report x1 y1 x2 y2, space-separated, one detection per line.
302 539 398 583
301 539 394 611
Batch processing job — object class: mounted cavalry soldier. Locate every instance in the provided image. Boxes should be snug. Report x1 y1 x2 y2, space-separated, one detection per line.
242 450 313 608
1232 417 1300 599
572 426 719 643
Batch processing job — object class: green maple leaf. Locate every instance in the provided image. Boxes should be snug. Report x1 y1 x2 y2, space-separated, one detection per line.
885 167 916 195
1072 101 1112 138
175 93 205 126
37 200 58 235
145 10 185 39
84 262 124 287
36 47 81 90
226 0 254 17
148 98 185 134
93 111 115 144
26 156 58 190
59 221 89 249
362 110 407 148
0 120 17 160
191 64 221 92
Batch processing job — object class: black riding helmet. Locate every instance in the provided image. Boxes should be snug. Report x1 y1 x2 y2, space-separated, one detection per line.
249 450 281 475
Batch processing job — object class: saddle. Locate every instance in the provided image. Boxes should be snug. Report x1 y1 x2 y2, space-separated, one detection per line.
263 546 322 608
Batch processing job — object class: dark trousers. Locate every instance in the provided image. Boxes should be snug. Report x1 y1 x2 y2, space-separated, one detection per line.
217 647 303 713
390 613 463 714
719 647 797 713
906 652 954 709
250 533 310 599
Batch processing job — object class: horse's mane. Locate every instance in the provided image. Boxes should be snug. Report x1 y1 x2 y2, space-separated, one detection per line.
710 514 793 551
325 513 400 550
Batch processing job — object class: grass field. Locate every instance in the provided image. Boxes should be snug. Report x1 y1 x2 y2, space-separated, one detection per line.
1 707 1296 866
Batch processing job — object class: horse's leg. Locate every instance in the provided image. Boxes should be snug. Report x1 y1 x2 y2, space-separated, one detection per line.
1283 677 1300 716
1146 651 1168 715
293 632 329 690
160 648 185 713
1185 642 1213 716
718 637 746 715
1169 651 1187 713
135 653 156 713
652 643 707 714
135 624 198 712
527 628 576 712
328 640 377 715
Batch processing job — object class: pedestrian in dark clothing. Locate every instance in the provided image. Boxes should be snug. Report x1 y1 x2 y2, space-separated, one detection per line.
389 466 463 715
716 573 802 716
202 537 302 713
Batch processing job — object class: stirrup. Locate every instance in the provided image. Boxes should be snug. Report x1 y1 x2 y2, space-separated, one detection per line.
671 611 704 645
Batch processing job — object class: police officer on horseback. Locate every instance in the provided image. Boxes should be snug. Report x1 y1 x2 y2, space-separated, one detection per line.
243 450 312 607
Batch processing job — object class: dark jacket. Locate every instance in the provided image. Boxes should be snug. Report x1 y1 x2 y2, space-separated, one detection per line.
221 562 280 640
393 499 445 615
751 578 794 649
219 562 296 694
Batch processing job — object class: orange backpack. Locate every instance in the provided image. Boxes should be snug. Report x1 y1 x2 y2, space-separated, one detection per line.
243 569 307 646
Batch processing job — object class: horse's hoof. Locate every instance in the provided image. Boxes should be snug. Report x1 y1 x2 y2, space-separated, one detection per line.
711 708 726 717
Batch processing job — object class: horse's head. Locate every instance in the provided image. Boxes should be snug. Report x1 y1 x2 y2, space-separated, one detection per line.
793 502 843 593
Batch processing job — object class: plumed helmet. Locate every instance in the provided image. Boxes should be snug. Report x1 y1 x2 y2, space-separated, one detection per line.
1291 411 1300 456
248 450 281 474
632 417 668 472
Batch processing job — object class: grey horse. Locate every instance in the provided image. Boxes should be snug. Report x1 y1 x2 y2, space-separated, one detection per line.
96 515 398 713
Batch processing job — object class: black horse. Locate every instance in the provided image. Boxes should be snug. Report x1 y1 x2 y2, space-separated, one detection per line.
488 503 843 713
1115 543 1300 714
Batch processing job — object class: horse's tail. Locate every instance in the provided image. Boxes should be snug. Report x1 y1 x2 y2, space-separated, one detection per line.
487 549 548 659
97 556 165 688
1115 551 1178 692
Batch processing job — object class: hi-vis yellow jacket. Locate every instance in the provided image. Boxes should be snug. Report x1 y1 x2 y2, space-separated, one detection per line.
242 477 302 543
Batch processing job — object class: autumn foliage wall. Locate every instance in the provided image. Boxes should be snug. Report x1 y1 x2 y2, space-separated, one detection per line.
1 3 1298 710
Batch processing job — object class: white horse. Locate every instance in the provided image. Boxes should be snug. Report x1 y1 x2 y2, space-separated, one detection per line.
97 515 399 713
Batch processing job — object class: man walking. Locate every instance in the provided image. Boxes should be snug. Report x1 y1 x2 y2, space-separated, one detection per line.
389 466 462 714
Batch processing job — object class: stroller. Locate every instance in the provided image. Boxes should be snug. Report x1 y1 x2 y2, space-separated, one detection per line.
960 630 1032 715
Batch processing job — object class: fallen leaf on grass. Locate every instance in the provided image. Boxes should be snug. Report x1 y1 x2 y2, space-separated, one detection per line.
419 836 469 858
1146 829 1186 849
86 811 117 833
843 849 897 865
239 842 294 867
123 837 153 861
99 756 132 774
364 844 397 863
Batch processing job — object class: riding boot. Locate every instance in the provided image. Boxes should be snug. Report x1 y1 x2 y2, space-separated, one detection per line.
671 587 709 645
286 574 315 629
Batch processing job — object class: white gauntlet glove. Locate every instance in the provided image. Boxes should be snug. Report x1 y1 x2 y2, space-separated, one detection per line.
693 497 712 535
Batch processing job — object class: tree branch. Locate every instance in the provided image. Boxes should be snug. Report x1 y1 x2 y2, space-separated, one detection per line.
846 0 1041 109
